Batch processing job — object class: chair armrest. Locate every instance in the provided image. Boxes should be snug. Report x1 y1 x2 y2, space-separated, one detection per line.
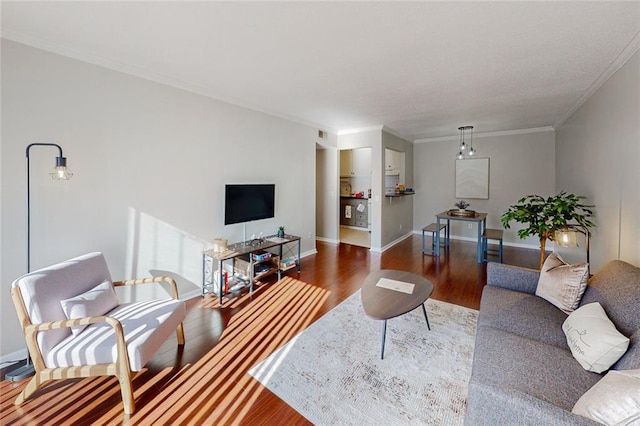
486 263 540 295
25 315 130 369
25 315 117 332
113 276 180 299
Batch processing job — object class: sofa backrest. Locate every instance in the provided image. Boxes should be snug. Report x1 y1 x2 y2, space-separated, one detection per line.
581 260 640 337
12 252 112 355
580 260 640 370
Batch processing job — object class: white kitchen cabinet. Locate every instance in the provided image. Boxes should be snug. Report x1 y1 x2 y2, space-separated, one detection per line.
340 149 353 177
385 148 401 175
340 148 371 177
352 148 371 176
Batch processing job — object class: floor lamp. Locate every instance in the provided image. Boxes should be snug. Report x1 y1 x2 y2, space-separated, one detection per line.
555 225 591 277
5 143 73 381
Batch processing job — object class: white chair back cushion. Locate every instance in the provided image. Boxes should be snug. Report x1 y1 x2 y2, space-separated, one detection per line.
11 252 112 355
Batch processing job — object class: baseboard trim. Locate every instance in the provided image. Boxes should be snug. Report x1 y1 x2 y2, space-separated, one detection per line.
371 231 414 253
411 229 543 250
316 236 340 245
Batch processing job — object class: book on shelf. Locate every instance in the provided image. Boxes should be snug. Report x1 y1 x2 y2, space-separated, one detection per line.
252 252 272 262
280 257 297 269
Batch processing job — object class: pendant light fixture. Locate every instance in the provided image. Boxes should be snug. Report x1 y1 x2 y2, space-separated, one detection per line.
456 126 475 159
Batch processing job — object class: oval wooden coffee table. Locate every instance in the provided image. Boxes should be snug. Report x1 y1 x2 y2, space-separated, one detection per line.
361 269 434 359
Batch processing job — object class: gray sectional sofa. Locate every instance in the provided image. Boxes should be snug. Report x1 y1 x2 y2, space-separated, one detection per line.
465 260 640 425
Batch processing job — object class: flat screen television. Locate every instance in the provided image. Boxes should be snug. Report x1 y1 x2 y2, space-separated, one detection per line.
224 184 275 225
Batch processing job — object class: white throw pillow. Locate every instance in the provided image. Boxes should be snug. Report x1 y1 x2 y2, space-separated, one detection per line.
562 302 630 373
572 369 640 425
536 252 589 313
60 280 119 336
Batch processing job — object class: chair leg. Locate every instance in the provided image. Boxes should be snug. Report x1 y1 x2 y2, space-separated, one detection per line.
481 238 486 262
176 323 185 345
14 374 43 405
118 370 135 415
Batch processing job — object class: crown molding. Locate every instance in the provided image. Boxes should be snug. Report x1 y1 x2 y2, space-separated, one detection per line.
337 125 384 136
414 126 555 143
554 30 640 129
381 125 412 142
337 125 412 142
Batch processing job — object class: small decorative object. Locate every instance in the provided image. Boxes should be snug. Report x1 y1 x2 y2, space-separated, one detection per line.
396 184 406 193
277 226 285 238
454 200 470 211
212 238 228 253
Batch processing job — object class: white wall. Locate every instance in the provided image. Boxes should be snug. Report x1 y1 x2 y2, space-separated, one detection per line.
556 50 640 272
1 40 318 358
413 129 556 247
381 130 414 247
315 139 339 243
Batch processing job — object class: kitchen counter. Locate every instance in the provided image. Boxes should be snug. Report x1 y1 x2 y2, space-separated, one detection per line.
340 195 371 200
385 191 415 197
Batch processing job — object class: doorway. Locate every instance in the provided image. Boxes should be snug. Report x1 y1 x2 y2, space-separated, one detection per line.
339 147 372 248
339 227 370 248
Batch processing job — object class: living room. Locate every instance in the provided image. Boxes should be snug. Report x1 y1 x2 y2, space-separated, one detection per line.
1 2 639 424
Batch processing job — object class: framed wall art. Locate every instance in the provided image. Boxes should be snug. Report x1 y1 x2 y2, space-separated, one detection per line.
455 158 489 199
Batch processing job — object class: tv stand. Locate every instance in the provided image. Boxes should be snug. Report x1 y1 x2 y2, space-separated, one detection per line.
203 234 301 305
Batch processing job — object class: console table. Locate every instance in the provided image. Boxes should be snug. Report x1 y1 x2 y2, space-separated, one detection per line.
203 234 301 305
435 211 487 263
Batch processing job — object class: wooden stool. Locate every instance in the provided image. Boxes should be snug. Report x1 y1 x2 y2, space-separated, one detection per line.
422 223 447 255
481 228 503 263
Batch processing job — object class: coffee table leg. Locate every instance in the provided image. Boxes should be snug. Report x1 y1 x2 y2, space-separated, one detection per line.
381 320 387 360
422 304 431 331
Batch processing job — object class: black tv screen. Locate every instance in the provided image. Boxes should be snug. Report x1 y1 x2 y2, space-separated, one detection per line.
224 184 275 225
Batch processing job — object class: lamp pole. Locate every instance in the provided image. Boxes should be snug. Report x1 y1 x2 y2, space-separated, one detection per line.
5 143 73 382
25 143 72 272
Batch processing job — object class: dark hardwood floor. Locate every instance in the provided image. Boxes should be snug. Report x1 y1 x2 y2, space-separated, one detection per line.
0 235 540 425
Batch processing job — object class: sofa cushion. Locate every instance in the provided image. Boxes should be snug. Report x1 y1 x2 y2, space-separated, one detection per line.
536 252 589 314
470 326 602 412
572 369 640 425
45 298 186 371
478 286 569 349
563 302 630 373
466 381 599 426
60 280 119 336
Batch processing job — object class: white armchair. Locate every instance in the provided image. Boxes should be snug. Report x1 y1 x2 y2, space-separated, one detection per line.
10 252 186 414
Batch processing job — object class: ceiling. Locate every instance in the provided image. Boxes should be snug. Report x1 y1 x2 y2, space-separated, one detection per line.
2 1 639 141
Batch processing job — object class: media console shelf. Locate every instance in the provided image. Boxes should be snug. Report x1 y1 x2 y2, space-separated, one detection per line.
203 234 301 305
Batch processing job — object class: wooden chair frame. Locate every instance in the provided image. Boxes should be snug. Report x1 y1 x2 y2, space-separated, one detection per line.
11 276 185 415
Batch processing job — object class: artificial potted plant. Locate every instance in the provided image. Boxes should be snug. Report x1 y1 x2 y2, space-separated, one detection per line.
454 200 470 211
277 226 285 238
501 192 595 269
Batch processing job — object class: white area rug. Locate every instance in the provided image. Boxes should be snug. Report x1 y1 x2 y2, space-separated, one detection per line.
249 290 478 425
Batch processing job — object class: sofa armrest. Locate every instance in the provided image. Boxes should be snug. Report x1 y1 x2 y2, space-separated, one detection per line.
114 276 180 299
486 263 540 295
